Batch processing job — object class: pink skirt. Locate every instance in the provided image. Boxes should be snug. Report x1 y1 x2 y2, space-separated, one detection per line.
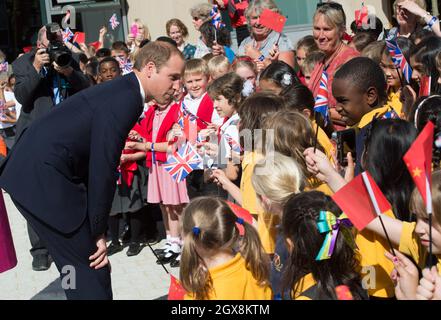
147 162 189 205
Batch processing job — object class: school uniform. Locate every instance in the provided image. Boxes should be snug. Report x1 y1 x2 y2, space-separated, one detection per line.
355 209 397 298
184 253 272 300
241 151 278 254
355 105 395 175
183 93 226 199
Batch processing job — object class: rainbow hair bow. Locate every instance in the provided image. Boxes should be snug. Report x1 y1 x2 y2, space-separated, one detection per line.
315 211 353 261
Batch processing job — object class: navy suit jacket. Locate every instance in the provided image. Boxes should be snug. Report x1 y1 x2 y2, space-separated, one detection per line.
0 73 144 237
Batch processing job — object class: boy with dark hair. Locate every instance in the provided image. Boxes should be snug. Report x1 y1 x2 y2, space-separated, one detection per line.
332 56 394 173
98 57 121 83
111 41 130 60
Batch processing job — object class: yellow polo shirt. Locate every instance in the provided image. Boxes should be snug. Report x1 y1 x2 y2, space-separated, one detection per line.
184 253 272 300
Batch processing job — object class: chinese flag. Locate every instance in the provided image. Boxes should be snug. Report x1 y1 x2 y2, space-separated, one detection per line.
227 201 253 235
259 9 287 33
73 32 86 44
0 192 17 273
168 274 186 300
419 76 431 97
88 41 101 50
332 172 391 231
355 5 369 28
403 121 435 211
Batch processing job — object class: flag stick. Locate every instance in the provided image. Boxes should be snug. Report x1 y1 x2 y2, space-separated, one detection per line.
396 67 405 88
146 242 169 274
313 112 320 153
426 173 433 267
361 172 396 256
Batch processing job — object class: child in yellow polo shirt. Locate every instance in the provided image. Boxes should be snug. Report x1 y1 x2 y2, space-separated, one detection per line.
282 191 368 300
332 57 395 176
180 197 272 300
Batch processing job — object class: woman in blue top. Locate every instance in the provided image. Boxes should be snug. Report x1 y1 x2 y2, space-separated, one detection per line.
166 19 196 61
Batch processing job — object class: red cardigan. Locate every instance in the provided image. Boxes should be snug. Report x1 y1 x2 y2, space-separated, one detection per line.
195 93 214 129
142 103 180 167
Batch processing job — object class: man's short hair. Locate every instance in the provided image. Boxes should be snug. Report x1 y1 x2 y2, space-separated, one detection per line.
133 41 183 72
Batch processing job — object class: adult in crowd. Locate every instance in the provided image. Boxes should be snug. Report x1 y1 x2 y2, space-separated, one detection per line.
12 23 90 271
386 0 440 40
126 19 152 54
190 2 214 58
238 0 295 69
308 2 359 130
214 0 250 46
0 42 185 299
166 18 196 60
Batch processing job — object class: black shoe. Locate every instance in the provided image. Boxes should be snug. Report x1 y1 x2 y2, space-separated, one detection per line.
156 251 180 265
32 254 50 271
170 255 181 268
126 242 144 257
107 241 123 256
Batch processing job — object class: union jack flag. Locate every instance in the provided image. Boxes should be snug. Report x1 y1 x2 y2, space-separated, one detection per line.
314 70 330 126
382 109 400 120
224 134 242 154
62 28 74 43
109 14 120 30
0 62 8 73
164 142 203 182
386 40 413 84
210 5 225 29
115 57 133 75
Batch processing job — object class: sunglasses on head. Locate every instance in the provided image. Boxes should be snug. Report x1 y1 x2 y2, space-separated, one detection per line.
316 2 344 12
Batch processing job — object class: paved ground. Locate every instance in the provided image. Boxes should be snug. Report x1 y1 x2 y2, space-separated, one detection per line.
0 192 179 300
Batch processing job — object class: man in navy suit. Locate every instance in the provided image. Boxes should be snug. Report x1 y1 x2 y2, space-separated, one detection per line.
0 41 185 299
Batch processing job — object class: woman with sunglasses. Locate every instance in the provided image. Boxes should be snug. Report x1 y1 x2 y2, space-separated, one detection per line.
190 3 215 59
308 2 359 131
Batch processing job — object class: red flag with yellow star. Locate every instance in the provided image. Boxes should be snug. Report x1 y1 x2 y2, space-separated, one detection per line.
259 9 287 33
168 275 186 300
403 121 435 212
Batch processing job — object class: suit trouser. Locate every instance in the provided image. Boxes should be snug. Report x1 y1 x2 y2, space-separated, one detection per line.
27 222 49 258
12 198 113 300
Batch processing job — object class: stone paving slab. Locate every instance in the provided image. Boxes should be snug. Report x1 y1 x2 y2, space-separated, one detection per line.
0 192 179 300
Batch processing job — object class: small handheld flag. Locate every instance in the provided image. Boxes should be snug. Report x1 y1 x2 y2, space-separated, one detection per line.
210 5 225 30
419 76 431 97
109 13 120 30
168 275 186 300
0 62 8 73
386 40 413 84
314 70 330 127
355 4 369 28
88 41 101 50
259 9 286 33
73 32 86 44
227 202 253 236
164 142 203 182
62 27 74 43
115 57 133 75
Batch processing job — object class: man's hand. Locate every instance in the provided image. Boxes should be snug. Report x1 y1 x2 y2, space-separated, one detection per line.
89 234 110 270
33 48 50 73
53 61 74 77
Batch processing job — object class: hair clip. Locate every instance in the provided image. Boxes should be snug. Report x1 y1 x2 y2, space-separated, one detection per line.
315 211 354 261
242 80 254 97
192 226 200 236
281 73 292 86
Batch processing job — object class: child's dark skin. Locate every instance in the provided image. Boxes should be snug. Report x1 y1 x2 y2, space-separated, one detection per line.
99 61 121 82
332 78 380 127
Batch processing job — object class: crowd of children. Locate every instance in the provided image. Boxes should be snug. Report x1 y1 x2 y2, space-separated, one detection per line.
3 0 441 300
